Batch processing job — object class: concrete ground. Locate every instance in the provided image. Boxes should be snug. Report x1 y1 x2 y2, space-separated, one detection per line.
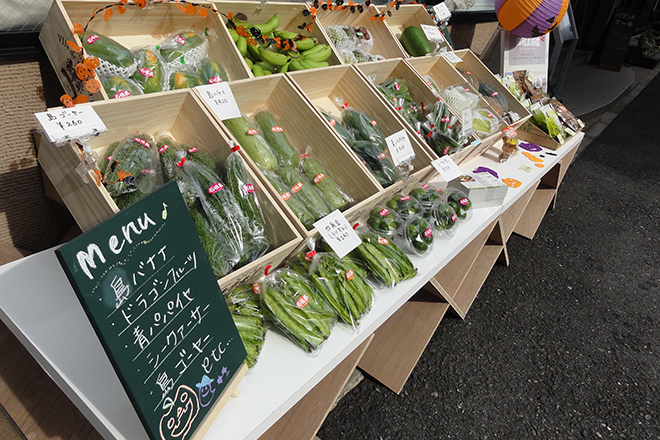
317 63 660 439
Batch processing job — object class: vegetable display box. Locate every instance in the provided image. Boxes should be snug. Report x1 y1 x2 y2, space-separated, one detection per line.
37 89 302 293
287 64 436 209
356 58 478 165
313 4 408 64
375 4 452 56
406 54 508 162
201 73 383 237
213 1 342 77
444 49 531 130
39 0 250 102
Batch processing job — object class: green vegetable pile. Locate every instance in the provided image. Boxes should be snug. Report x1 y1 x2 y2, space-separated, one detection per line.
401 215 434 255
367 206 402 235
386 194 423 218
349 232 417 288
446 190 472 221
261 268 336 353
226 283 267 368
430 201 459 237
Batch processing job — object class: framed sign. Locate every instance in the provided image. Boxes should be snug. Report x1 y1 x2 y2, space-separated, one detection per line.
56 182 247 440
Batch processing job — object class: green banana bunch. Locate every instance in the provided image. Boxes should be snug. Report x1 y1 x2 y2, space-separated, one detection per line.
300 43 333 62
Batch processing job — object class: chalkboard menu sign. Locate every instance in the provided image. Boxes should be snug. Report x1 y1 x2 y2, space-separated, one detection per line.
56 181 246 440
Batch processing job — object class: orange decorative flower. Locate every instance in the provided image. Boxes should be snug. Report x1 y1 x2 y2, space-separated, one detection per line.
176 1 186 12
117 5 127 14
184 4 197 15
60 94 74 108
73 95 89 105
104 8 113 21
84 56 100 70
85 78 102 94
76 63 91 81
72 23 84 35
198 7 207 18
66 40 82 52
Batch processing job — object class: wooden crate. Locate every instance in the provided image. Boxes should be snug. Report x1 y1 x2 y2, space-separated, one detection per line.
355 58 477 165
37 89 302 293
39 0 250 102
406 54 506 162
516 120 583 150
202 73 383 237
375 4 452 56
447 49 532 130
287 64 436 207
212 1 342 76
313 4 408 62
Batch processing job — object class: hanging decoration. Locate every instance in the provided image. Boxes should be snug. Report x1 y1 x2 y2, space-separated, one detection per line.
494 0 569 38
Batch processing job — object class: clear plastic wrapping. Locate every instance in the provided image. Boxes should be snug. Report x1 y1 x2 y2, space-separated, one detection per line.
102 133 160 198
367 205 404 237
226 283 267 368
130 46 168 93
308 252 374 331
442 84 480 112
261 268 337 353
349 229 417 289
299 149 354 212
429 200 459 238
395 213 434 256
444 187 472 222
100 74 144 99
262 170 316 229
386 194 423 218
158 29 209 71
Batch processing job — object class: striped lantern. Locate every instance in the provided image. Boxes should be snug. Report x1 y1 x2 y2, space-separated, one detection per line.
495 0 570 38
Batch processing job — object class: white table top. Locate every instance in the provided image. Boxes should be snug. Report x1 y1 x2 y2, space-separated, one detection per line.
0 133 583 440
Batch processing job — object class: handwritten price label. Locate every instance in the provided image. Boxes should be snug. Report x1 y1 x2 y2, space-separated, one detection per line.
196 83 241 121
461 108 473 138
432 155 463 182
442 51 463 64
35 106 107 145
432 2 451 22
385 129 415 166
313 210 361 258
421 24 445 43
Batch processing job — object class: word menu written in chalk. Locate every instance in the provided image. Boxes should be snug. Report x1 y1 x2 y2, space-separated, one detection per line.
56 182 246 440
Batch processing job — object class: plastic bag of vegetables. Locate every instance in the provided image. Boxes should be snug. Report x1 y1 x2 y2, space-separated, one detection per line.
226 283 267 368
349 229 417 288
130 46 168 93
261 268 337 353
159 29 208 69
308 252 374 331
102 133 160 198
300 152 354 212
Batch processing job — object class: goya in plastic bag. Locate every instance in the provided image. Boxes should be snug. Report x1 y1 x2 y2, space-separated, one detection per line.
189 202 240 278
103 134 158 197
261 268 336 353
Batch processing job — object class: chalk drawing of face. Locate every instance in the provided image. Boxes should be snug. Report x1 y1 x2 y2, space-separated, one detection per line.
195 374 216 408
159 384 199 440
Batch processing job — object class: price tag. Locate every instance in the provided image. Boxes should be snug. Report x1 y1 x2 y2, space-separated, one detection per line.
35 106 107 145
313 210 361 258
420 24 445 43
442 51 463 64
432 155 463 182
433 2 451 22
385 129 415 166
196 82 241 121
461 108 473 138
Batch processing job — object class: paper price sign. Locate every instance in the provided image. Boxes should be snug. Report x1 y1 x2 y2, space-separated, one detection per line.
461 108 473 138
432 155 463 182
35 106 107 145
385 129 415 166
196 82 241 121
433 2 451 22
421 24 445 43
314 210 361 258
442 51 463 64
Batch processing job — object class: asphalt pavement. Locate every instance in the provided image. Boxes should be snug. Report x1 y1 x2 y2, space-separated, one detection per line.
317 71 660 439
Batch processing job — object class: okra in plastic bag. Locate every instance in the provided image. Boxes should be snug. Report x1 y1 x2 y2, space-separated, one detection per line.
261 268 337 353
226 283 267 368
309 252 374 331
299 150 354 212
349 229 417 288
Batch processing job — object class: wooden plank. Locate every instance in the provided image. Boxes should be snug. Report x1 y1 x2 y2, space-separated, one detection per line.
451 220 505 315
500 181 539 242
428 218 497 300
258 335 374 440
512 186 558 239
357 290 450 394
556 140 580 188
0 245 31 267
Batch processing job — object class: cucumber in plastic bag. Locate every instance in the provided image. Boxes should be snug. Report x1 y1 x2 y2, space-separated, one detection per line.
263 170 316 229
300 156 352 211
276 165 331 222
